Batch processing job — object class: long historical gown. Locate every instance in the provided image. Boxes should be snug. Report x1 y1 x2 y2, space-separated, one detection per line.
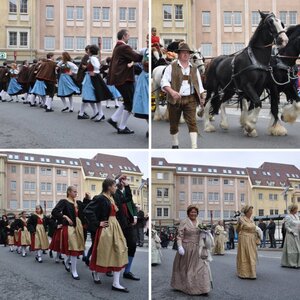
214 224 225 255
171 218 212 295
281 213 300 268
236 216 257 279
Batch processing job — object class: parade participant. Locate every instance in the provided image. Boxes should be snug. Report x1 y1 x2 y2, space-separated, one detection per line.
76 45 90 88
214 220 226 255
84 178 129 292
236 205 258 279
228 223 235 249
7 63 23 101
107 29 143 134
161 43 205 149
132 48 149 138
17 60 30 104
281 204 300 268
267 219 277 248
151 27 163 53
31 52 57 112
48 216 63 263
28 59 41 107
136 205 146 247
57 52 80 112
258 219 267 248
27 205 50 263
114 174 140 281
0 62 11 102
0 215 9 247
14 211 31 257
151 223 162 266
171 205 213 295
7 219 16 252
51 186 85 280
79 45 112 122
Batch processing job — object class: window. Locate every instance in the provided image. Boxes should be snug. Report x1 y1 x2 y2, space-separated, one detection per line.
102 37 112 51
270 209 274 215
23 200 36 209
56 169 67 176
274 194 278 200
224 11 232 26
24 167 35 174
192 192 204 203
240 193 245 203
156 173 163 180
91 184 96 191
10 200 17 209
66 6 74 20
164 188 169 197
214 210 221 218
119 7 127 21
56 183 68 192
76 37 85 50
128 8 136 21
24 181 36 191
223 210 230 218
41 167 52 176
9 32 17 47
175 5 183 20
222 43 232 55
93 7 101 21
157 208 162 217
157 188 162 197
47 201 54 209
224 193 234 202
179 191 185 201
44 37 55 50
258 209 264 216
41 182 52 192
240 180 245 187
128 38 138 50
234 43 244 52
208 178 219 185
224 179 234 186
11 165 16 173
269 194 273 200
163 4 172 20
279 11 287 25
179 210 186 219
163 208 169 217
202 11 210 26
257 193 262 200
201 44 212 57
275 209 279 215
192 177 203 185
102 7 110 21
208 192 219 202
199 210 205 219
46 5 54 20
9 0 17 13
180 177 185 184
76 6 84 20
234 11 242 25
20 0 27 13
10 181 17 190
289 11 297 25
64 37 74 50
252 11 260 26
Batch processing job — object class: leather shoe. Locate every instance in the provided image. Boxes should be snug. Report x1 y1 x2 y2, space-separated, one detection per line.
123 272 140 281
107 118 118 130
63 260 70 272
91 112 99 120
117 127 134 134
78 114 89 119
72 274 80 280
172 146 179 149
112 286 129 293
95 115 105 122
45 108 54 112
106 271 113 277
61 107 69 112
92 272 101 284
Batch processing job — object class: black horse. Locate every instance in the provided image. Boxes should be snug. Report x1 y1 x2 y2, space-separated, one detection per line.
204 11 288 137
266 25 300 135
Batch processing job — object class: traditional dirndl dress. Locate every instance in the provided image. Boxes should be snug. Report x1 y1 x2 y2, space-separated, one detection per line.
132 70 149 119
89 205 128 273
60 210 85 256
49 227 63 252
30 217 49 251
107 84 121 99
82 73 96 103
17 220 31 247
7 77 23 96
30 79 47 96
57 73 80 97
7 234 14 245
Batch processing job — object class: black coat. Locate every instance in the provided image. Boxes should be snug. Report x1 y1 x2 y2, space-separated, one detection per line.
47 216 60 238
267 222 276 234
14 218 27 231
228 225 235 239
0 219 9 244
27 214 49 234
83 194 112 234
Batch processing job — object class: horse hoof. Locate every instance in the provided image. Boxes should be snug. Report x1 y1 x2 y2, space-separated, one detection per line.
247 129 258 137
204 125 216 132
220 122 229 130
268 124 287 136
244 122 254 133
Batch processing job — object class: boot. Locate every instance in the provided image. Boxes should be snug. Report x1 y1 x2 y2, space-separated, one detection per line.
190 132 198 149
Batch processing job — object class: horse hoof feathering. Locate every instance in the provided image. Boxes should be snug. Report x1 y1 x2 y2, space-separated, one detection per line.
197 108 204 118
247 129 258 137
268 123 288 136
204 124 216 132
281 103 299 123
220 121 229 130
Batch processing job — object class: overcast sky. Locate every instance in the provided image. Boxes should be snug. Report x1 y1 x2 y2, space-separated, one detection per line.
6 149 149 178
152 150 300 169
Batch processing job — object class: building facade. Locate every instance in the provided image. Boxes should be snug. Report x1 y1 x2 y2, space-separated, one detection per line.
0 0 37 62
0 151 148 216
152 157 300 226
36 0 148 60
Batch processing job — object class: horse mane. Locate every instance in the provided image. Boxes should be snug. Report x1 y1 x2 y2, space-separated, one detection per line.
248 16 267 46
285 24 300 41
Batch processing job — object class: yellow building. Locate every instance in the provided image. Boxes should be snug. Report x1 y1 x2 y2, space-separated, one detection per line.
0 0 37 62
152 0 194 47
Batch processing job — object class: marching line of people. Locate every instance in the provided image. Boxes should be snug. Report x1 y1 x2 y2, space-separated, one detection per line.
0 177 147 293
0 29 149 137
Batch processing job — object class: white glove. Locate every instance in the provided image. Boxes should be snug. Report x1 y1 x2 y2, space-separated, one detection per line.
178 245 185 256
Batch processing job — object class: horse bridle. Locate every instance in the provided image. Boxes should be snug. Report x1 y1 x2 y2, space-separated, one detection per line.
264 13 286 40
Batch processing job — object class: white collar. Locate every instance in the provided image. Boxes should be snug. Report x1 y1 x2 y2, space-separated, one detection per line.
177 60 192 69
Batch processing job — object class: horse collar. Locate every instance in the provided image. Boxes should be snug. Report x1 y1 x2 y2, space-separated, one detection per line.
247 47 270 70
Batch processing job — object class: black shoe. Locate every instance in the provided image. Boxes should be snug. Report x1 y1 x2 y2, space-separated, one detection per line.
85 259 90 267
78 114 89 119
72 274 80 280
69 109 73 112
2 100 7 102
30 103 36 107
95 115 105 122
172 146 179 149
123 272 140 281
107 118 118 130
118 127 134 134
49 250 53 258
106 271 113 277
92 272 102 284
115 105 119 108
59 254 63 260
112 286 129 293
45 108 53 112
91 112 99 120
63 260 70 272
106 106 110 109
35 256 38 262
61 107 69 112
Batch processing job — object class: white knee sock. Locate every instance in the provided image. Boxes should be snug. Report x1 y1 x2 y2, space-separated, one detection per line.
172 133 179 147
79 103 88 116
61 97 67 108
190 132 198 149
96 102 104 120
113 271 125 289
29 94 35 105
90 103 98 115
111 103 124 122
118 110 131 130
69 96 74 110
45 97 53 109
38 249 42 257
10 245 13 251
21 246 26 256
115 98 119 106
41 96 46 106
70 255 78 277
23 93 28 102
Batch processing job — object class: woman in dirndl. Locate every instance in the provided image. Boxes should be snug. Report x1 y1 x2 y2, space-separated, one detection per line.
7 63 23 101
84 178 129 293
48 216 63 263
51 186 85 280
7 219 15 252
27 205 50 263
214 220 226 255
15 211 31 257
57 52 80 112
132 49 149 137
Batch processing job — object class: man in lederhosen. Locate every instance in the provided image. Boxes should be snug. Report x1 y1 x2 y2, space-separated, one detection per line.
161 43 205 149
